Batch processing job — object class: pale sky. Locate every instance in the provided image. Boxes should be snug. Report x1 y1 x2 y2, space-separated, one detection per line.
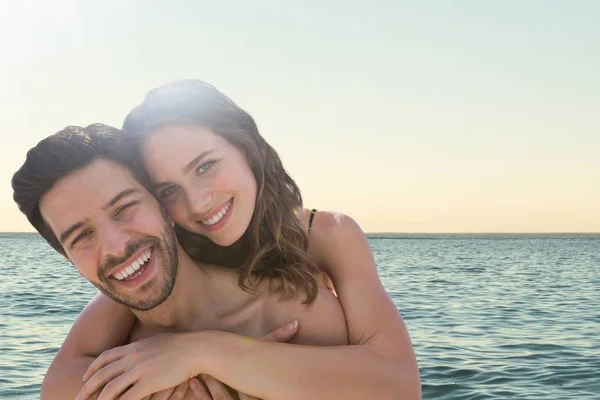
1 0 599 233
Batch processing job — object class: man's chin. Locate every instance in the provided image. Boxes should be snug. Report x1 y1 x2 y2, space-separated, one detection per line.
96 282 173 312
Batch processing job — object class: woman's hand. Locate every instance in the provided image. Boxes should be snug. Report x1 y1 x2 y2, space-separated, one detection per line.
77 332 199 400
77 321 299 400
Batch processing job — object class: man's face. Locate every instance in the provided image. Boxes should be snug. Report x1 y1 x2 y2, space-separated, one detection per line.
39 158 179 311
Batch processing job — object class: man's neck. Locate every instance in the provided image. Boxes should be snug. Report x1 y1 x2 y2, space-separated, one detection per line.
131 245 255 331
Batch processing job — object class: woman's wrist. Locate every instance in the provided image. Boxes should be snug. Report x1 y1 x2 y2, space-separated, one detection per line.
187 330 249 378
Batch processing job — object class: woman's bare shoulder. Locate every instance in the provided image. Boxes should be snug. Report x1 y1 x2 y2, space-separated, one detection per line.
305 209 363 261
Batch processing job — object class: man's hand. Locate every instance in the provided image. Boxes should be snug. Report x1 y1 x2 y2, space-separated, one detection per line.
142 381 191 400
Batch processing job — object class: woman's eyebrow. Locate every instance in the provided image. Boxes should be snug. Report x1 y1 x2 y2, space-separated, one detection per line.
183 150 214 174
154 150 215 190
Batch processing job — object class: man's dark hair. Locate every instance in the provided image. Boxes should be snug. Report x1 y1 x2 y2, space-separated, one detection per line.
12 124 147 255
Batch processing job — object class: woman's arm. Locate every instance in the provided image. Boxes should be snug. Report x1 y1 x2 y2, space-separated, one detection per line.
79 213 420 400
205 213 420 399
315 212 421 395
41 293 136 400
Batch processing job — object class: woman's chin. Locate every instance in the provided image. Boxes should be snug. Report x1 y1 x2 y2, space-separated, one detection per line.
181 223 205 236
210 234 241 247
182 225 236 246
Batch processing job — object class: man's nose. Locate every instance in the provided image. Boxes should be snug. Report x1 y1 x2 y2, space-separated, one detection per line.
97 218 131 260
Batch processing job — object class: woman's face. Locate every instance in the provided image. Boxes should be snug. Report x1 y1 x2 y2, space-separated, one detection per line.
141 124 257 246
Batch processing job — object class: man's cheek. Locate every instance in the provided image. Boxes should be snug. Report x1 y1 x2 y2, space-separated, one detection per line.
71 259 93 280
134 210 164 232
67 249 96 279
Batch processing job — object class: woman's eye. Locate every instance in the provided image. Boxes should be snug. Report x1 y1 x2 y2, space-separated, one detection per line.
159 186 178 199
195 160 216 175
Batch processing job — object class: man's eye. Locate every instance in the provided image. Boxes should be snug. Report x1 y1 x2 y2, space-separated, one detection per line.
116 202 138 217
71 231 92 247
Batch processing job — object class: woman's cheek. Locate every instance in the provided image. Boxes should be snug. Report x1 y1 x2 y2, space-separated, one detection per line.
164 202 187 226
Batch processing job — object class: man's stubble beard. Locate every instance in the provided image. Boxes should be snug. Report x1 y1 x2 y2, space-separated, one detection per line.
94 212 179 311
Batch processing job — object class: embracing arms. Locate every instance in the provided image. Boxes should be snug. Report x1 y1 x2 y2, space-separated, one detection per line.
46 213 420 400
78 213 420 400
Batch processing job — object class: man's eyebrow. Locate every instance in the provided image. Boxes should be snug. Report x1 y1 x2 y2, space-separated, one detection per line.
58 188 141 245
59 221 85 244
154 151 213 190
103 188 141 210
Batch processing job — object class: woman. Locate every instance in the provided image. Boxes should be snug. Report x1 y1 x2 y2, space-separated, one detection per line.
54 80 420 400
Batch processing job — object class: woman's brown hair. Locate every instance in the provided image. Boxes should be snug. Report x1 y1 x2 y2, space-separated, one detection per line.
123 80 319 302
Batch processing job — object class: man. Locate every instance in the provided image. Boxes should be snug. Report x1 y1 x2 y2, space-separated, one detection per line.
12 124 348 400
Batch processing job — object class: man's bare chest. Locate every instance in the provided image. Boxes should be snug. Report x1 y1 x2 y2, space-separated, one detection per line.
127 294 291 343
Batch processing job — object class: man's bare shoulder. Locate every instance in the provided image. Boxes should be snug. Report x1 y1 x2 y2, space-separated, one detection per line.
262 285 349 346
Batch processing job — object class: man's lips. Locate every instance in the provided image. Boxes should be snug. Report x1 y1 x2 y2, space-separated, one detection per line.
106 245 154 280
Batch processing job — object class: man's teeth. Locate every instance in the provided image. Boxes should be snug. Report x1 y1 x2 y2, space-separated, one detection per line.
114 249 152 281
201 201 231 226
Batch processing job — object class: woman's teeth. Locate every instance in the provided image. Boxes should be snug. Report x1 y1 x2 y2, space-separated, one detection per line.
114 249 152 281
201 201 231 226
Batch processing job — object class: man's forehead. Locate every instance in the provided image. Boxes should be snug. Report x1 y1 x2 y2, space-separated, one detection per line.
39 159 144 230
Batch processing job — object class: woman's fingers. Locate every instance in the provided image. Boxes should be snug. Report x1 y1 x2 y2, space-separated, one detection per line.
77 324 291 400
97 371 139 400
83 345 128 381
259 320 298 342
77 357 129 400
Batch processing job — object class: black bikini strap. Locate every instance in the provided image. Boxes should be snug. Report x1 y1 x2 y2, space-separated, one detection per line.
308 208 317 236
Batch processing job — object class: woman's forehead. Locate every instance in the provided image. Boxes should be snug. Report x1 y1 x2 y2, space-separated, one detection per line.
141 125 228 178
